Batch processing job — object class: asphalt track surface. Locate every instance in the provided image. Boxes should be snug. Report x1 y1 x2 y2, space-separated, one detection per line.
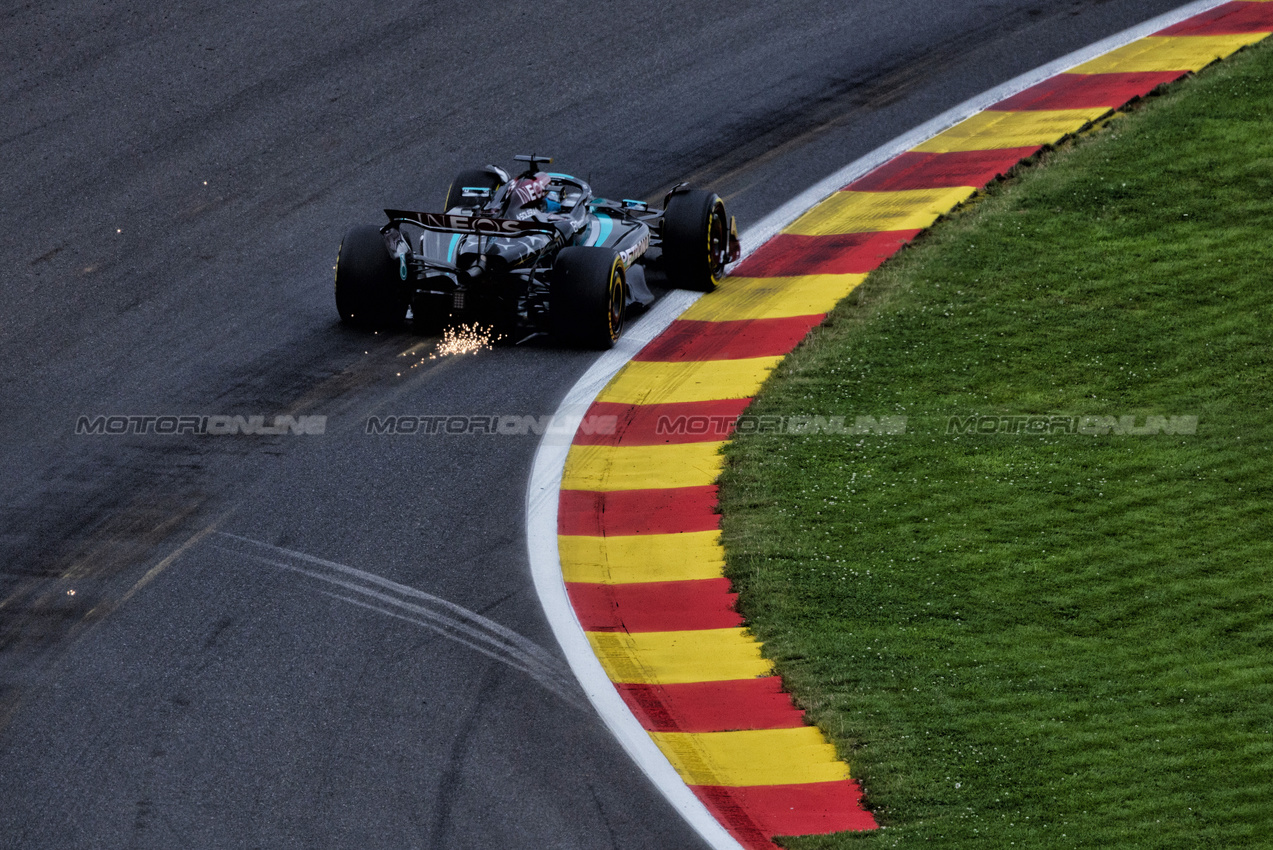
0 2 1188 847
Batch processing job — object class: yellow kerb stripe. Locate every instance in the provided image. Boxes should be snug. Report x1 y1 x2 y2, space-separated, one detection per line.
596 357 782 405
680 274 867 322
649 727 851 786
559 530 725 584
562 441 725 491
586 628 773 684
911 107 1110 153
1071 34 1269 74
787 187 976 235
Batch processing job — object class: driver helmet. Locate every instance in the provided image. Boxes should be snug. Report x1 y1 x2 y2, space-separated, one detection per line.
508 172 551 216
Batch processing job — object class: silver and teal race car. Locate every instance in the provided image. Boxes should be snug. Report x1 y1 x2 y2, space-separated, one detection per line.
334 154 740 348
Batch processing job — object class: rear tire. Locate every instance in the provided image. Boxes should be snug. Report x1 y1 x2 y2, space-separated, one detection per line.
662 188 730 292
550 247 626 350
445 168 503 211
334 225 408 327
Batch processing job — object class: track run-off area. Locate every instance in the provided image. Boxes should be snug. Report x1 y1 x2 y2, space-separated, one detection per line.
531 2 1273 848
0 2 1235 848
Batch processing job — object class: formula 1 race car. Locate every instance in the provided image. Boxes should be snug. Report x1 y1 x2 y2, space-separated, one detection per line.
334 154 740 348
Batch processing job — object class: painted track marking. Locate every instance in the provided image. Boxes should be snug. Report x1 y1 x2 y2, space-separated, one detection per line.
529 2 1271 848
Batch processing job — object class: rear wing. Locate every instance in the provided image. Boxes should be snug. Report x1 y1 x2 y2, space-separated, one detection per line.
385 209 558 238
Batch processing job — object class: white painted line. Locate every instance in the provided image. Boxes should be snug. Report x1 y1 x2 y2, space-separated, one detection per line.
525 292 743 849
526 2 1228 847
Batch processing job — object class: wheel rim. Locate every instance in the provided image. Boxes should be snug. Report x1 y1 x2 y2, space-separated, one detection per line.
706 201 727 280
607 263 625 342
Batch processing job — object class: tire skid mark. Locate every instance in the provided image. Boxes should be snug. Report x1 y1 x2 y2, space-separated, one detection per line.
214 533 585 708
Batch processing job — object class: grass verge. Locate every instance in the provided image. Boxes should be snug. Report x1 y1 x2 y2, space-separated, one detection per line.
719 40 1273 849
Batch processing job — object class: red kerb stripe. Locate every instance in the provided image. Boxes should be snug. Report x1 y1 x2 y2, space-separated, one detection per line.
615 678 806 732
692 781 877 838
847 147 1041 191
572 399 753 446
558 485 719 536
1156 2 1273 35
991 71 1184 111
731 231 920 277
634 316 824 361
569 578 742 632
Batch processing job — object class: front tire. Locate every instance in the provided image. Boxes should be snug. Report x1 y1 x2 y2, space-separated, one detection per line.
662 188 730 292
550 247 626 350
334 225 408 327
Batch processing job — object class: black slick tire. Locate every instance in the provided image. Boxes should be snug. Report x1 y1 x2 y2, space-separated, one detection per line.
550 247 626 350
334 225 407 327
662 188 730 292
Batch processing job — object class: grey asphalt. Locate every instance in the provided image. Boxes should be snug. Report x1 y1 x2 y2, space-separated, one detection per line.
0 2 1187 847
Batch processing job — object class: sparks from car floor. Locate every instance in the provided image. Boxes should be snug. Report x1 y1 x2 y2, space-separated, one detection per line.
429 323 503 359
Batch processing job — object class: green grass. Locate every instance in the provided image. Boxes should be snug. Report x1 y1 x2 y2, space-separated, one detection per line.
718 40 1273 849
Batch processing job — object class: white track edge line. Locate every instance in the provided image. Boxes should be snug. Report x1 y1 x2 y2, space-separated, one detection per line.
526 3 1227 848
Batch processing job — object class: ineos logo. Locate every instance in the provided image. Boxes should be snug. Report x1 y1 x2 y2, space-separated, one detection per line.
386 210 542 236
457 215 525 235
